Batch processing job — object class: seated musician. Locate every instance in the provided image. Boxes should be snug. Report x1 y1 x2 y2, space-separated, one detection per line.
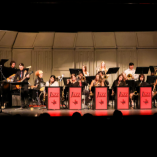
82 65 89 76
89 73 104 92
45 75 59 86
152 79 157 106
111 73 126 109
97 61 109 78
32 70 45 102
67 73 79 87
77 71 90 106
124 62 139 81
130 74 149 109
14 63 30 109
98 71 109 86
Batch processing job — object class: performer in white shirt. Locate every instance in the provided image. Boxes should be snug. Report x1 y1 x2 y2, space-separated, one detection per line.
124 62 139 81
82 65 89 76
97 61 109 78
45 75 59 86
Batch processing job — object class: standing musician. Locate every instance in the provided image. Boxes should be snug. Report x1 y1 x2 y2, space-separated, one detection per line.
77 71 90 106
14 63 30 109
97 61 109 78
130 74 149 109
124 62 139 81
82 65 89 76
45 75 59 86
10 61 17 69
32 70 45 102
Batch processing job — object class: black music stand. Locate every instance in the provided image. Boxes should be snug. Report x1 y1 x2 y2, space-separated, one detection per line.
85 76 95 85
106 67 120 74
135 67 149 74
63 77 70 86
69 69 83 76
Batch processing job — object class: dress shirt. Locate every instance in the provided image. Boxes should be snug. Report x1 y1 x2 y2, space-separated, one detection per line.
124 68 139 81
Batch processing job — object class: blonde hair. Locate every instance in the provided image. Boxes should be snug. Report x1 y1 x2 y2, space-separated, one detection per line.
35 70 43 76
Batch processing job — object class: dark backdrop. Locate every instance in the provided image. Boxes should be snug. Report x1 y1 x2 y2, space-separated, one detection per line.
0 2 156 32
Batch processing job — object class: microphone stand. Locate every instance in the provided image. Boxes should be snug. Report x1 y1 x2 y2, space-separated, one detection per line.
0 65 7 113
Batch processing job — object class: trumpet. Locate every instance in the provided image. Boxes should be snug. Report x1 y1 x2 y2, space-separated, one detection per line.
81 76 86 82
104 74 109 79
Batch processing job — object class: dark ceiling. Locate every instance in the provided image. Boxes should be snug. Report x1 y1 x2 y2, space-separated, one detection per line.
0 2 156 32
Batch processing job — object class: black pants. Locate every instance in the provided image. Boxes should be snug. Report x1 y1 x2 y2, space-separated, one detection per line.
82 89 90 105
21 89 29 108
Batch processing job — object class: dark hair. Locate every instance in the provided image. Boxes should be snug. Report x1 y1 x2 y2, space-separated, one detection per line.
78 71 83 75
19 63 24 66
138 74 145 82
116 73 125 83
71 73 76 79
129 62 134 66
10 61 16 66
95 73 102 83
49 75 56 83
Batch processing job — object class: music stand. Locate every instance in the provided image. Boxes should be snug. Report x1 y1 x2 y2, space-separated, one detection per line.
85 76 95 85
106 67 120 74
135 67 149 74
69 69 83 76
63 77 70 86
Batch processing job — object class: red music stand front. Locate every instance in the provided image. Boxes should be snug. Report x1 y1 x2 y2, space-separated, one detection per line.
47 87 60 110
95 87 108 110
140 86 152 109
69 87 82 110
117 87 129 110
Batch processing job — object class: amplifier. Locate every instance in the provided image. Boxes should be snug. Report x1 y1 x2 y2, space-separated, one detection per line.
12 95 21 106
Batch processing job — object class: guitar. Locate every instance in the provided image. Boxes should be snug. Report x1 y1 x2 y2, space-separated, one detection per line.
16 71 33 89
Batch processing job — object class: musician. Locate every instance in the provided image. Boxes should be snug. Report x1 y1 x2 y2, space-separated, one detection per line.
98 71 109 86
97 61 109 78
82 65 89 76
152 79 157 102
77 71 90 106
89 73 104 91
32 70 45 102
111 74 126 109
67 73 79 87
124 62 138 80
14 63 30 109
45 75 59 86
130 74 149 109
10 61 16 69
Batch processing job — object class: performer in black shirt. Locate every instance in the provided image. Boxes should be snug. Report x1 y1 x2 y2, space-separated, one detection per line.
10 61 17 69
98 71 109 86
77 71 90 106
111 73 126 109
14 63 30 109
67 73 79 87
130 74 149 109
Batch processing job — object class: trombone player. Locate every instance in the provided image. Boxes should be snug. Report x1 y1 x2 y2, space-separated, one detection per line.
124 62 139 81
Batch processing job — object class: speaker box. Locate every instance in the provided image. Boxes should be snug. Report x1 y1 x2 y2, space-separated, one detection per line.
12 95 21 106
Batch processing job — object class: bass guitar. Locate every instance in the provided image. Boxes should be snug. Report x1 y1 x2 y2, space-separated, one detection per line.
16 71 33 89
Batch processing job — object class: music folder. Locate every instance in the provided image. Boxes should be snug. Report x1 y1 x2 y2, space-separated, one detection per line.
69 69 83 76
135 67 149 74
106 67 120 74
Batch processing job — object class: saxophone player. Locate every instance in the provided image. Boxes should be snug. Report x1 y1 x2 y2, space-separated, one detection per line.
130 74 149 109
124 62 139 81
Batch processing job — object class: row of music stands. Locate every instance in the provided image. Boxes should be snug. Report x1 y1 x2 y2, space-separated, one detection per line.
45 86 153 110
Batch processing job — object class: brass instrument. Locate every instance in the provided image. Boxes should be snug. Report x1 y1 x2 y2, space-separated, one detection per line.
127 74 132 80
104 74 109 79
154 67 157 76
61 90 65 101
81 76 86 82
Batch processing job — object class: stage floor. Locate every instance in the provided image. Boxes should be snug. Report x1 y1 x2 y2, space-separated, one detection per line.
1 101 157 117
1 106 157 117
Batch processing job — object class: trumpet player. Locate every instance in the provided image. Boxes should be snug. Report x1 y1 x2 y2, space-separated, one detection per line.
124 62 138 80
97 61 109 78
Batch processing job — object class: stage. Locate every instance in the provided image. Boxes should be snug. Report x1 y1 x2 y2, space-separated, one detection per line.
1 103 157 117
